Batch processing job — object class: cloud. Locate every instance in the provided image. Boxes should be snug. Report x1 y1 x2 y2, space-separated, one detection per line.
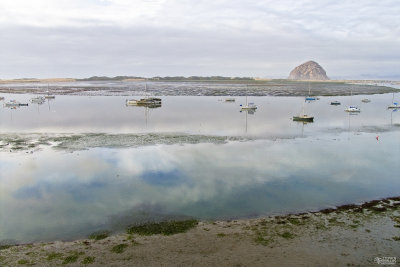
0 0 399 78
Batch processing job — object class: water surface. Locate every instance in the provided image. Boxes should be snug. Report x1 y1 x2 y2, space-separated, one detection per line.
0 93 399 243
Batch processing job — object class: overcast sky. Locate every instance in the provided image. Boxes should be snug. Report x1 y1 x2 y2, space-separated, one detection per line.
0 0 399 79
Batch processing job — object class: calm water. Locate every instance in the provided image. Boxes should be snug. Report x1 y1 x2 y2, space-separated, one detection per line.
1 93 400 243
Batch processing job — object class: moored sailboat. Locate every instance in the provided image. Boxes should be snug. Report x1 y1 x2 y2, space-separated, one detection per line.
293 99 314 122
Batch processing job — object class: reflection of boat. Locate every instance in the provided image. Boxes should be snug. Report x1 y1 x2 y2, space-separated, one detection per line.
361 99 371 103
225 98 235 102
241 107 256 133
293 98 314 122
240 96 257 110
331 101 341 105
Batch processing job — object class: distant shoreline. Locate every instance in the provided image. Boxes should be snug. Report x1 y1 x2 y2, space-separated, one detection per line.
1 77 400 83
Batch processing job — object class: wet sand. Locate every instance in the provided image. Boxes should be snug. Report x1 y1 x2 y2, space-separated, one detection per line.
0 79 398 97
1 197 399 266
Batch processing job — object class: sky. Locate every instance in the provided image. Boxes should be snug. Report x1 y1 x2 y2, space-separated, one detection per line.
0 0 399 79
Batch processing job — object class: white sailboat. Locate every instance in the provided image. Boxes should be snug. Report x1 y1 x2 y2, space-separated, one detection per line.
293 99 314 122
43 84 55 99
345 88 360 113
305 82 316 101
388 93 399 109
240 95 257 110
126 83 161 108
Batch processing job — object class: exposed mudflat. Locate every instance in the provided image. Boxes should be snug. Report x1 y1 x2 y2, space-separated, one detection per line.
0 80 399 96
0 133 254 153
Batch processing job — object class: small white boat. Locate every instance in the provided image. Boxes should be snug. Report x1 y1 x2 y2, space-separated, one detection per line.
345 106 360 112
361 99 371 103
5 101 20 107
44 87 55 99
126 97 162 107
31 96 45 104
241 102 257 110
4 100 28 107
126 99 139 106
345 88 360 113
240 96 257 110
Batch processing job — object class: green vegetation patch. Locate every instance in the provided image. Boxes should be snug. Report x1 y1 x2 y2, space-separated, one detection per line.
127 219 198 236
88 230 111 240
46 252 64 261
254 233 272 246
0 244 13 250
61 251 84 265
17 259 33 265
82 256 95 264
111 244 128 254
280 231 295 239
62 254 79 265
287 218 302 225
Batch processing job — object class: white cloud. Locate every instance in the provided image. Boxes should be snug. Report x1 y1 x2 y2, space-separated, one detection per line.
0 0 399 78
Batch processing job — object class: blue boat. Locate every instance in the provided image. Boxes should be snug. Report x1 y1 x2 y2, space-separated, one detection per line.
305 83 316 101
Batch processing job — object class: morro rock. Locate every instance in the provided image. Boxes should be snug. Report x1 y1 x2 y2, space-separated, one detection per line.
288 61 329 80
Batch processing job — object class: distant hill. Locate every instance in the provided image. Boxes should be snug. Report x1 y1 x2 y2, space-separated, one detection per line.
77 76 144 81
78 76 254 82
288 61 329 80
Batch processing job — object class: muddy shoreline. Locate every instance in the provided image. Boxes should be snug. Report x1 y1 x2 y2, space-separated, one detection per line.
0 80 399 97
1 196 399 266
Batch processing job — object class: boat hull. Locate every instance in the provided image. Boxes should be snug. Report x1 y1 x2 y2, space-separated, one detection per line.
345 109 360 112
293 116 314 122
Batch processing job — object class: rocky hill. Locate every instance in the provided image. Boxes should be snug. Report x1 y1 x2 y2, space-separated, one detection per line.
288 61 329 80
